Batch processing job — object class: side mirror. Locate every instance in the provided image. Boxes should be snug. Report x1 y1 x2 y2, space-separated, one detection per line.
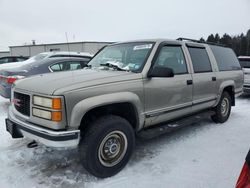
148 66 174 78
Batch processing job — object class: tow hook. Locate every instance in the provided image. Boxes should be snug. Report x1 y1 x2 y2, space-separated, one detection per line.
27 140 38 148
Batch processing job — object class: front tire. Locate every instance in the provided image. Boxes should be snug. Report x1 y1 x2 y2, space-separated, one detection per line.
211 91 232 123
79 115 135 178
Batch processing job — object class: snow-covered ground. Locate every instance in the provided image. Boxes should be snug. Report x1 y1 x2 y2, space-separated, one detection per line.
0 96 250 188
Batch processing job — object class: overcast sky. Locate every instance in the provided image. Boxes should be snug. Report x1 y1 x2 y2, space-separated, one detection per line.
0 0 249 51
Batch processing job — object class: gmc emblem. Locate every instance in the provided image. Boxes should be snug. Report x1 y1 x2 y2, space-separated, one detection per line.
13 98 21 107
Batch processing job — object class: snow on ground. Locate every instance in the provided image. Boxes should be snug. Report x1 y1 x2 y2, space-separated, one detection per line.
0 95 250 188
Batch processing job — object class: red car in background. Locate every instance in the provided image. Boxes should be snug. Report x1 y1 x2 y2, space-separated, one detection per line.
236 150 250 188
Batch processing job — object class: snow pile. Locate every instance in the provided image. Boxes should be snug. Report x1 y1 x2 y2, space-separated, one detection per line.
0 96 250 188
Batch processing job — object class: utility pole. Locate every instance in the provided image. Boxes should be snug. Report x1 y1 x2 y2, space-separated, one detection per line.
65 32 70 52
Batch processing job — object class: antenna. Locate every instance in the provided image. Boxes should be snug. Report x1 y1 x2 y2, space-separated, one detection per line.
65 32 70 52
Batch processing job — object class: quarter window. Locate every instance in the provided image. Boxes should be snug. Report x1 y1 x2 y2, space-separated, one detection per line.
50 63 62 72
188 47 212 73
210 45 241 71
154 46 188 74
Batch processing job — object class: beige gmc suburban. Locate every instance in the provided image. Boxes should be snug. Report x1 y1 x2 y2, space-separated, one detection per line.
6 38 243 178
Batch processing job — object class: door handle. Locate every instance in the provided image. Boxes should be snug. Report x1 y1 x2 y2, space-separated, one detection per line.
212 77 216 81
187 80 193 85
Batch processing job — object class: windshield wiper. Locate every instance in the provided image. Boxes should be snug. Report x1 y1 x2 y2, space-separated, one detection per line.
100 63 127 71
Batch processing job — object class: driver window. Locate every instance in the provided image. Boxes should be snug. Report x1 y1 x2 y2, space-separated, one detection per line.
154 46 188 74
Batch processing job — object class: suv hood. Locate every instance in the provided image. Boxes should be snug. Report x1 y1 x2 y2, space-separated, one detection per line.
14 69 142 95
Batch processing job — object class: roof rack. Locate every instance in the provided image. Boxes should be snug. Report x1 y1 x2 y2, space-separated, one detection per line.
176 37 226 47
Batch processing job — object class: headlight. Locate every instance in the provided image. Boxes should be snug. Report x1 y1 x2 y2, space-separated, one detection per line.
32 108 62 122
33 96 62 109
33 108 52 120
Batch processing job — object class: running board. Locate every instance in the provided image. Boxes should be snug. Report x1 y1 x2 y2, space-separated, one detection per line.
137 110 215 139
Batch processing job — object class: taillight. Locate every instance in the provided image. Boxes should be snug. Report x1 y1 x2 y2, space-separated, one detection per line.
236 162 250 188
7 76 17 84
5 76 25 84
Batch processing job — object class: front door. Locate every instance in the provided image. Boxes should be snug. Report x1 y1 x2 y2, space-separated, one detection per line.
144 44 193 127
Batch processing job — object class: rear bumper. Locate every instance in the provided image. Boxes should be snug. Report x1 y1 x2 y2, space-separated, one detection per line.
243 85 250 94
6 108 80 148
0 84 11 98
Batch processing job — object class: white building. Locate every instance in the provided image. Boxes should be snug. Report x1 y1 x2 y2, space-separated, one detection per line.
8 41 112 57
0 51 10 58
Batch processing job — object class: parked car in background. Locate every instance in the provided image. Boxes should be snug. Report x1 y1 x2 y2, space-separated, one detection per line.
6 38 243 178
236 149 250 188
0 56 28 65
238 56 250 94
0 51 93 70
0 57 91 99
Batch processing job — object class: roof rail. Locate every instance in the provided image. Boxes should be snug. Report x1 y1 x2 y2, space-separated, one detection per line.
176 37 226 47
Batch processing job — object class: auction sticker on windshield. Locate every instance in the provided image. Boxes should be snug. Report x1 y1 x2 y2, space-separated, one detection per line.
133 44 153 50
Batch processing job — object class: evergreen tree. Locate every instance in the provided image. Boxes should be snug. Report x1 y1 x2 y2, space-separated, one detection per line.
220 34 232 47
204 29 250 56
240 34 247 56
214 33 220 43
199 37 205 42
207 34 216 43
246 29 250 55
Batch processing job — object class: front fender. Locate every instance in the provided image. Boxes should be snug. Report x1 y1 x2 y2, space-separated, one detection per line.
69 92 144 130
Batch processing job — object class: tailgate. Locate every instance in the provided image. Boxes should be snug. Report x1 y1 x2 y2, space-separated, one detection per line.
244 68 250 84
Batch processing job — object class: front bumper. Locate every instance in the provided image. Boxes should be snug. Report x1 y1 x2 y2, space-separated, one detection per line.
6 108 80 148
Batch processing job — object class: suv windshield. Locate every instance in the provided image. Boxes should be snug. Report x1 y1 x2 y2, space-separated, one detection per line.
239 59 250 68
88 42 154 72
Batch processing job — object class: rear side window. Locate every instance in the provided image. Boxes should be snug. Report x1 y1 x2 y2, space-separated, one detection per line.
50 63 62 72
210 45 241 71
188 47 212 73
16 57 26 62
0 57 9 64
50 61 83 72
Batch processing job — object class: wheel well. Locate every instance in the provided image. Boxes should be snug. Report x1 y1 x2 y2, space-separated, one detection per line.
79 103 138 134
223 86 235 106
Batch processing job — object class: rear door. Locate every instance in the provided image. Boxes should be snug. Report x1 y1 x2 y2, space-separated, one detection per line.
186 44 217 111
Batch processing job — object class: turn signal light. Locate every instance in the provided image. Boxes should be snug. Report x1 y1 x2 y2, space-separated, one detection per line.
52 98 62 110
52 111 62 122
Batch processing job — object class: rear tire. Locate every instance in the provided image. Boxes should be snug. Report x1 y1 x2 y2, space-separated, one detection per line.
79 115 135 178
211 91 232 123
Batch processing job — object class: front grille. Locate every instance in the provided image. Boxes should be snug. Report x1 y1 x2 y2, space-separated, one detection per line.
14 92 30 116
